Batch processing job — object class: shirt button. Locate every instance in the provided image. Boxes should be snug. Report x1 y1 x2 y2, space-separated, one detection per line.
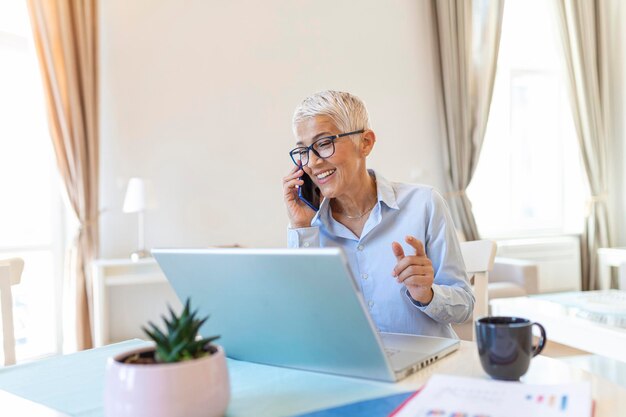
357 245 364 251
303 242 310 248
368 300 374 308
362 273 368 280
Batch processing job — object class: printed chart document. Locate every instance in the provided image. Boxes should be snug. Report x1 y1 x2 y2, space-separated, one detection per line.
390 374 592 417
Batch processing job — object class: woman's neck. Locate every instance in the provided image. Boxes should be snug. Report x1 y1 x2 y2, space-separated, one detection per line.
331 171 377 218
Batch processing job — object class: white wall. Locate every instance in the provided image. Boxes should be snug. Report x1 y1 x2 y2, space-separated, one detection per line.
99 0 446 257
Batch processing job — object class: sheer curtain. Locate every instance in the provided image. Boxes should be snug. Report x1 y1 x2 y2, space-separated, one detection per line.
27 0 99 350
432 0 504 241
554 0 612 290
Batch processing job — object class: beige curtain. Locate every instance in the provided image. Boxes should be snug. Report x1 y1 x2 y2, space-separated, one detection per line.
432 0 504 241
27 0 99 349
554 0 611 290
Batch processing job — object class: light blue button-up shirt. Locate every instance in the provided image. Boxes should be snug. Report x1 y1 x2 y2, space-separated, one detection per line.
287 171 474 338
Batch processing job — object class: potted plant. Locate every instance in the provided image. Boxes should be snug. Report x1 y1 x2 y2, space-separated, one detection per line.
104 299 230 417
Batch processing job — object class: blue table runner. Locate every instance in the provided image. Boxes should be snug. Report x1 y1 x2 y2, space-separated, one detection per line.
0 340 411 417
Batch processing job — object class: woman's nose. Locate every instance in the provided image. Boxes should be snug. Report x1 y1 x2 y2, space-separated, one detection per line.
308 151 323 166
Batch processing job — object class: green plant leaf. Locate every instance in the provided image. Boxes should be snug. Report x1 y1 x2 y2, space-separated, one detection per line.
142 297 219 363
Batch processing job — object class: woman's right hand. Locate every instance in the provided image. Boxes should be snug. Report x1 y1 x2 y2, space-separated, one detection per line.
282 165 316 228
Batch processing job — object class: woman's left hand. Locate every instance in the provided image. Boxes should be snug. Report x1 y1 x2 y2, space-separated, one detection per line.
391 236 434 305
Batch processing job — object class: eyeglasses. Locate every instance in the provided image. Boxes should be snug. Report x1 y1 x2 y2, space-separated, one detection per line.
289 129 365 166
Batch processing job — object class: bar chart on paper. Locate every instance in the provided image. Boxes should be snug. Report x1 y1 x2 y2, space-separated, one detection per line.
390 375 592 417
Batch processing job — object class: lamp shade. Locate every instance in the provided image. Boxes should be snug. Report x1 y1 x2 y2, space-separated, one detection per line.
123 177 146 213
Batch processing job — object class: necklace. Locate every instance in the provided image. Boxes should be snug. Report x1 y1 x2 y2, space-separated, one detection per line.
333 201 377 220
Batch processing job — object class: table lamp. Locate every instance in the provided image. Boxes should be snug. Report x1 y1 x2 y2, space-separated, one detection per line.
123 177 150 261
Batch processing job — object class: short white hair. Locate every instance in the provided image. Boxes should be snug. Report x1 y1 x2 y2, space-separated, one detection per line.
292 91 371 137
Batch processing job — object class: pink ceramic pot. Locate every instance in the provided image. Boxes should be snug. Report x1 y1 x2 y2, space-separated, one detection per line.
104 345 230 417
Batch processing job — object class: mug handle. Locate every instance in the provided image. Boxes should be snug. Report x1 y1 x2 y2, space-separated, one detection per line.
531 322 547 357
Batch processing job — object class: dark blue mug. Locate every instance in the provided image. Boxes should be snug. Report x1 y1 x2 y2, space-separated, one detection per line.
475 316 547 380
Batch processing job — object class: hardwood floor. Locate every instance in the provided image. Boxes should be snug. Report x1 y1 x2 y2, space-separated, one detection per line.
538 339 590 358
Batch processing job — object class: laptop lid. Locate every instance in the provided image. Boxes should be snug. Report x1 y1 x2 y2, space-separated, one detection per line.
152 247 396 381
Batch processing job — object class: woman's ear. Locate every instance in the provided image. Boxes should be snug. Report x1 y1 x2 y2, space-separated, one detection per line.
361 130 376 157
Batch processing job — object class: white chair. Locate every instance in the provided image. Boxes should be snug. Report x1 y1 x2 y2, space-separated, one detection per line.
0 258 24 366
619 261 626 290
489 257 539 300
452 240 497 341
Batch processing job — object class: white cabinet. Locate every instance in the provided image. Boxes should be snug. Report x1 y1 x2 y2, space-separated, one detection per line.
91 258 182 347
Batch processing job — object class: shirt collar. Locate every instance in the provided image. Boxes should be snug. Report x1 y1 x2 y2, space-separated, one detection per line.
311 196 330 225
371 169 399 210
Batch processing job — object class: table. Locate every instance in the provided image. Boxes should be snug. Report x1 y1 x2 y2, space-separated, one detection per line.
91 258 180 347
597 247 626 289
1 339 625 417
491 290 626 362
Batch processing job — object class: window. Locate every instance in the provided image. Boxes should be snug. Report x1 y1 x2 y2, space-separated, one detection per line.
0 2 65 360
467 0 587 238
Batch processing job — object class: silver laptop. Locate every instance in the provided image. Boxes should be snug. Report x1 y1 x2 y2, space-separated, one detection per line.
152 247 459 382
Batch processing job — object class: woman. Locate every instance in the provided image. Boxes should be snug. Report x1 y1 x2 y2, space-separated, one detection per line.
282 90 474 339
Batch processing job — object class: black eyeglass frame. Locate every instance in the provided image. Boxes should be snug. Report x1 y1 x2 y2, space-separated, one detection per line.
289 129 365 166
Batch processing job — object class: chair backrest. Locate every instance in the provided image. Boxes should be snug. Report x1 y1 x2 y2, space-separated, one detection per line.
619 261 626 291
0 258 24 366
453 240 496 341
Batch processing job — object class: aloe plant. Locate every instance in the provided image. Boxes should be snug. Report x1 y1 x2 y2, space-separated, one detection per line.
142 298 219 363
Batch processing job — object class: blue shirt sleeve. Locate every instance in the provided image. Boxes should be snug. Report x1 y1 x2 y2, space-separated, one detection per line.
287 227 320 248
403 189 475 324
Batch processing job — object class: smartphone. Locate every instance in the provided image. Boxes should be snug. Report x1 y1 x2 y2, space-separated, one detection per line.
298 171 321 211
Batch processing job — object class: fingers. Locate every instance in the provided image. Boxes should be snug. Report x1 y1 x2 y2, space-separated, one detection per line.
392 253 431 276
391 237 426 262
400 275 431 288
391 241 405 261
393 260 432 282
393 254 431 272
405 235 426 257
283 177 302 198
282 167 304 197
283 166 304 183
392 237 433 303
395 264 432 283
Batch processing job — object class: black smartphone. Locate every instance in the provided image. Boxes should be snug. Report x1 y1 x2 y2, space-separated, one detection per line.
298 172 321 211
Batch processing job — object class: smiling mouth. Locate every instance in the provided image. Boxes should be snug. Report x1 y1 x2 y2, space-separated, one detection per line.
316 169 336 181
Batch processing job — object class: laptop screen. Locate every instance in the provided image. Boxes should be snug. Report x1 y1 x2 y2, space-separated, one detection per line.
152 247 395 381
